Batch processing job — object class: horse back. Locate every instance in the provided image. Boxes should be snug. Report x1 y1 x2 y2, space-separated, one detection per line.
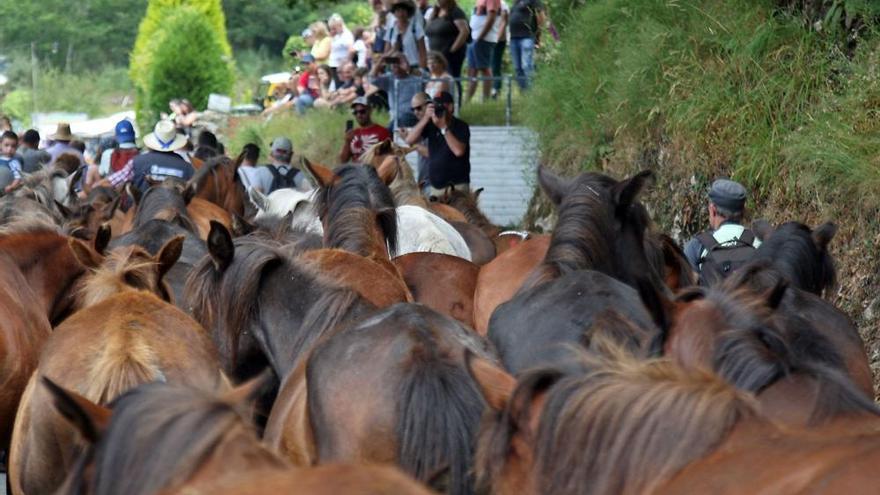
298 248 412 308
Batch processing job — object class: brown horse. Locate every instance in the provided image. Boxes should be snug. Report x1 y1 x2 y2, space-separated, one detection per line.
9 235 225 495
65 187 126 240
666 275 875 426
467 345 880 495
393 252 480 328
301 160 412 307
189 155 246 218
472 235 550 334
266 303 495 494
43 379 431 495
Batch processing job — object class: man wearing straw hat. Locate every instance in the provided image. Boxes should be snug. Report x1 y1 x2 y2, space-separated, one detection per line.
100 120 194 193
46 122 85 168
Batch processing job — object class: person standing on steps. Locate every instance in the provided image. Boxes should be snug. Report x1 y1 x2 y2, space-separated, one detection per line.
683 178 761 286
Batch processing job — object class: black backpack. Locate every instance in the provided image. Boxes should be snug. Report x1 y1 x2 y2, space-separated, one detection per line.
697 229 757 287
267 165 298 192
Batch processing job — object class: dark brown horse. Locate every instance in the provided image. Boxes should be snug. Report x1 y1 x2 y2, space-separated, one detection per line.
467 345 880 495
186 221 376 419
666 278 876 426
750 220 838 297
302 160 412 307
266 303 495 495
486 167 668 372
9 234 226 495
44 379 431 495
189 155 246 218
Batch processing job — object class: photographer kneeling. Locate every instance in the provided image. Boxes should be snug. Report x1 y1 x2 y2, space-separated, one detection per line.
404 91 470 197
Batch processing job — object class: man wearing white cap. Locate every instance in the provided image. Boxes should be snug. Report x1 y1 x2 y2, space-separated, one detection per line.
100 120 194 192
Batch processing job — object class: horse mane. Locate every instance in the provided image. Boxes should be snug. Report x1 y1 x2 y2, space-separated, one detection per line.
521 173 619 291
77 245 171 308
682 282 880 423
438 189 496 233
750 221 837 296
63 382 282 495
190 155 236 188
0 216 64 236
395 319 484 495
313 164 398 257
133 183 198 235
478 346 757 495
185 237 367 375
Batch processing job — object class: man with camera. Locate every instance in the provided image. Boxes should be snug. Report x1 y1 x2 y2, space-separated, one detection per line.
340 97 392 163
404 91 470 196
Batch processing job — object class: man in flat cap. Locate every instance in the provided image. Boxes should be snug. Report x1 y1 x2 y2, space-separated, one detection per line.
684 178 761 286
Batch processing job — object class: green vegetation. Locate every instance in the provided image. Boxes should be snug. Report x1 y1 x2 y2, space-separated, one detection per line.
524 0 880 203
143 7 234 124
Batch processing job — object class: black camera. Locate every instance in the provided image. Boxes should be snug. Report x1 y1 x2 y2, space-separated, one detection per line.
433 102 446 118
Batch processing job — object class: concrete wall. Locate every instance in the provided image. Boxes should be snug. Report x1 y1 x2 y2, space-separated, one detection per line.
468 126 538 227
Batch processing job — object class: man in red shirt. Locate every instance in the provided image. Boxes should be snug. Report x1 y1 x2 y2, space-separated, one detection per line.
340 96 392 163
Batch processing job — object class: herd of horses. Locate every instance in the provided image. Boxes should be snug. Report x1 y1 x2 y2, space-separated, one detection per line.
0 138 875 495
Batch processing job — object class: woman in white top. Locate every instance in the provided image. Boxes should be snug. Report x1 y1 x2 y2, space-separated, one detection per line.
328 14 354 83
425 51 457 108
384 0 427 70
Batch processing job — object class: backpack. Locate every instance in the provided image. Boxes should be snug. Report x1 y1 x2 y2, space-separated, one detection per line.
267 165 298 192
110 147 139 172
696 229 757 287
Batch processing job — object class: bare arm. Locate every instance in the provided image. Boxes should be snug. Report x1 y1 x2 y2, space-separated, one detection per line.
477 10 497 40
339 130 355 163
444 126 467 157
451 19 470 51
417 37 427 69
406 108 433 146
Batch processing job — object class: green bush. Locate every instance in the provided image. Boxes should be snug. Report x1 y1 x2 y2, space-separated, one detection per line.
524 0 880 204
144 7 234 124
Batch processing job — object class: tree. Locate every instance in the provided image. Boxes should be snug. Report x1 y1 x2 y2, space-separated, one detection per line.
130 0 231 113
143 6 234 125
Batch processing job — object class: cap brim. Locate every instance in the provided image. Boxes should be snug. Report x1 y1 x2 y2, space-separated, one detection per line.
143 133 187 152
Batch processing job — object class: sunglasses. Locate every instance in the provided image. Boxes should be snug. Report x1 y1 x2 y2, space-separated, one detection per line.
411 105 425 112
352 108 368 115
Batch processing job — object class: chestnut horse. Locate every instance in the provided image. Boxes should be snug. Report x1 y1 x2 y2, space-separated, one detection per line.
467 345 880 495
486 167 668 372
301 160 412 307
44 380 432 495
189 155 246 218
9 235 227 495
393 252 480 328
265 303 495 495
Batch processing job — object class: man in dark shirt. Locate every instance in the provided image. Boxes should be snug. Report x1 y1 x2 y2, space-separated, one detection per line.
17 129 51 173
508 0 545 89
405 91 470 196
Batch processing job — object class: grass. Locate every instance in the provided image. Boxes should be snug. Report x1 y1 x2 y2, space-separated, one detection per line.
523 0 880 206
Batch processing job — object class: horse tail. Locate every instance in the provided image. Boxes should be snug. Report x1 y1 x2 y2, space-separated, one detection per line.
83 332 163 404
396 331 483 495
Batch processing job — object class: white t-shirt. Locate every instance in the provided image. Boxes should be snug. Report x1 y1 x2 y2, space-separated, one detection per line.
385 19 426 67
329 29 355 68
470 0 502 43
352 39 368 68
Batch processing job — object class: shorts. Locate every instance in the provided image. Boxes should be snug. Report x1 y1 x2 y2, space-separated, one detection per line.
467 39 495 70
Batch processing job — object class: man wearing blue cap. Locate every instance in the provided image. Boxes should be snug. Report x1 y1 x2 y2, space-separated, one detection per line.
684 178 761 285
99 120 140 177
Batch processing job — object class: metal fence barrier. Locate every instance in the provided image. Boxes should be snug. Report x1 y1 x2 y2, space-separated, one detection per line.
392 74 520 129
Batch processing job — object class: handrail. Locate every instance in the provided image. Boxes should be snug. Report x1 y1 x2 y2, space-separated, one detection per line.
391 74 519 129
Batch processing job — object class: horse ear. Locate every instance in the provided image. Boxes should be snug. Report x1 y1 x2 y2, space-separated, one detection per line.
812 222 837 252
248 188 270 212
537 165 567 205
190 156 205 170
465 351 515 412
69 237 103 269
67 166 84 192
42 376 111 443
54 200 73 219
222 369 272 408
474 187 484 200
302 158 337 188
764 279 788 310
126 183 142 206
156 235 185 278
102 194 122 221
376 157 398 185
207 221 234 271
231 213 256 237
752 219 774 242
94 224 111 256
613 170 653 211
182 182 197 205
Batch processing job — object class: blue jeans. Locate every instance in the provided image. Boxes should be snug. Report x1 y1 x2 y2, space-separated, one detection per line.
510 37 536 90
295 93 315 115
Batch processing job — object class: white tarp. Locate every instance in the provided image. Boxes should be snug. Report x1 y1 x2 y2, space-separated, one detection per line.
35 111 136 140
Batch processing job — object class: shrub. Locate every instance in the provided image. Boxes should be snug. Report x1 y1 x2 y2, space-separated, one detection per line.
144 7 234 125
